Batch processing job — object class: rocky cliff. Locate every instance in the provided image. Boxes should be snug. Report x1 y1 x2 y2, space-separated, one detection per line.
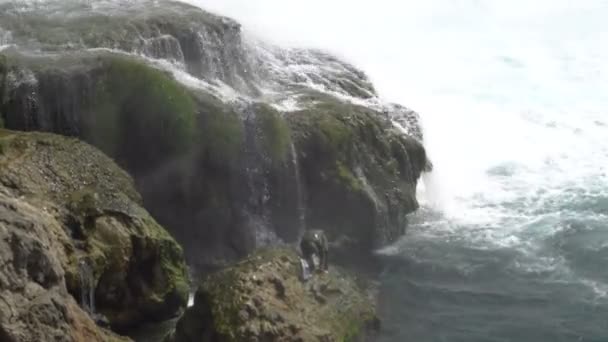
0 0 429 274
0 129 189 340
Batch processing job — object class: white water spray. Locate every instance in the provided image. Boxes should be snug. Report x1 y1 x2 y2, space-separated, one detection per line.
190 0 608 303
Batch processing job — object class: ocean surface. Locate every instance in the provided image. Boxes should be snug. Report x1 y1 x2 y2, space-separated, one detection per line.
195 1 608 340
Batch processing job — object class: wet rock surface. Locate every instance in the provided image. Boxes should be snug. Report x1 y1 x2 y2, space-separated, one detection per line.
0 129 189 336
166 248 379 342
0 185 129 342
0 2 429 339
0 49 428 272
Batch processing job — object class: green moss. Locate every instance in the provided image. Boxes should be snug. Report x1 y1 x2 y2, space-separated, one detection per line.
317 114 352 157
199 102 244 165
158 238 190 303
204 271 242 341
90 56 198 162
254 103 292 164
336 161 363 192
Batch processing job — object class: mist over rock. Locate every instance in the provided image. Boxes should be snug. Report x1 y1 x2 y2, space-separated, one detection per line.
0 0 428 274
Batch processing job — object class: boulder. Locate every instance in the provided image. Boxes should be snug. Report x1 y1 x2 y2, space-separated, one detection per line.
0 129 189 331
0 0 430 274
0 0 255 93
285 92 429 264
166 248 379 342
0 185 129 342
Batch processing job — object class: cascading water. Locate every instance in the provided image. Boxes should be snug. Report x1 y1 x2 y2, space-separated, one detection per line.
3 0 607 340
78 259 95 315
192 0 608 340
0 29 11 49
290 142 306 240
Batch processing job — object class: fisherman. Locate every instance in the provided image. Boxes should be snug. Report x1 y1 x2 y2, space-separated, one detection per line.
300 229 329 273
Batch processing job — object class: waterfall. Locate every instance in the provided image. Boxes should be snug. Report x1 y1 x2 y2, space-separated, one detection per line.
0 29 11 48
290 142 306 239
78 259 95 315
241 106 280 247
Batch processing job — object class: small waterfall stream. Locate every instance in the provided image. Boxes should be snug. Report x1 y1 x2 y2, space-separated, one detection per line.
78 259 95 315
290 142 307 239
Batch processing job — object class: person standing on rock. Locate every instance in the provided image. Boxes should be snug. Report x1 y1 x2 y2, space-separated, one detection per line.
300 229 329 273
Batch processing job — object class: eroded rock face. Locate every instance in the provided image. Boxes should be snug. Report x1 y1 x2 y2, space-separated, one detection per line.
0 184 128 342
0 51 430 272
166 248 379 342
0 0 430 273
0 130 189 332
0 0 255 94
286 94 429 264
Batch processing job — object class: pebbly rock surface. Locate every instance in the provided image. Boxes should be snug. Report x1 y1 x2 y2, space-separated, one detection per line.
0 185 130 342
166 248 379 342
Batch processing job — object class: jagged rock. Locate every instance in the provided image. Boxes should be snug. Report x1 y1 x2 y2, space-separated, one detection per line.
285 93 429 264
0 0 378 99
0 0 256 94
0 0 430 273
0 129 189 332
0 173 129 341
166 248 380 342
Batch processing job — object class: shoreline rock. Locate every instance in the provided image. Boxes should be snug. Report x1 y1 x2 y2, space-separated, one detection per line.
0 183 129 342
0 129 189 339
166 248 379 342
0 1 430 339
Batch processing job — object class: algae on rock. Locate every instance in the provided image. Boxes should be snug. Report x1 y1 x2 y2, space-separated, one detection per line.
0 0 256 93
0 51 199 176
285 94 429 264
167 248 379 342
0 0 430 274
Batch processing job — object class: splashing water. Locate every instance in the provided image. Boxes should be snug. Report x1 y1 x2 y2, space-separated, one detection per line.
190 1 608 340
3 0 607 339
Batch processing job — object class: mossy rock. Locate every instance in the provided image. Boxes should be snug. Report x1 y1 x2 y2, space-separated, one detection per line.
0 184 133 342
0 48 258 273
168 248 379 342
251 103 292 165
0 0 429 277
0 50 200 175
89 55 198 169
0 130 189 330
285 94 429 263
0 46 429 272
0 0 253 91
